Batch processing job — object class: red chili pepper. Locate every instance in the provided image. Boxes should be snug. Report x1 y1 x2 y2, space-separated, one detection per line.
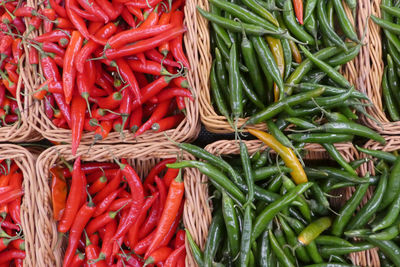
10 239 25 251
128 59 171 76
164 245 185 267
41 42 65 57
96 72 114 95
172 76 189 88
108 197 132 211
154 88 193 103
174 230 185 248
0 36 13 54
28 16 42 30
126 5 144 21
81 163 119 175
77 0 109 23
86 168 118 183
144 246 173 266
129 106 143 134
65 0 92 40
139 196 160 240
151 114 184 132
134 99 171 137
0 249 25 264
293 0 304 24
93 170 121 204
158 12 172 56
95 0 120 20
128 191 158 248
50 166 67 221
163 168 179 188
11 39 22 63
90 91 122 110
88 175 108 196
123 0 162 8
76 22 118 73
58 157 84 233
54 17 75 29
170 11 190 69
14 6 35 17
93 187 124 217
176 96 186 112
139 5 159 28
85 231 107 267
112 161 144 240
70 252 85 267
144 49 181 68
86 205 123 235
100 220 117 264
53 93 72 128
145 174 184 257
94 119 113 141
8 171 22 225
63 30 83 104
71 95 86 155
121 8 136 27
115 58 141 102
35 30 71 43
44 95 55 118
105 24 174 49
105 27 186 59
88 21 105 35
0 189 23 206
49 0 67 17
62 196 96 267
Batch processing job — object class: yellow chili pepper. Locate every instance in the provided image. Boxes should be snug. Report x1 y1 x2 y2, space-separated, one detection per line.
266 37 285 102
298 217 332 245
289 40 302 64
248 128 307 184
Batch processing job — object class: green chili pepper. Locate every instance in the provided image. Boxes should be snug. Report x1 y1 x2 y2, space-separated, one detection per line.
240 141 255 205
370 224 400 240
215 48 229 94
198 7 283 36
252 182 313 242
240 75 265 110
290 82 368 99
204 211 224 267
304 12 318 42
332 0 359 42
371 14 400 35
314 235 354 247
285 117 317 129
210 4 232 48
266 120 293 148
387 55 400 107
221 191 240 259
350 158 370 170
326 45 361 66
304 264 357 267
304 0 317 23
373 192 400 232
251 36 284 97
285 45 354 95
346 169 388 230
281 38 292 80
282 0 315 44
322 143 357 175
300 46 351 88
288 133 354 144
241 0 279 26
240 205 253 266
258 230 276 266
310 184 330 211
211 61 232 123
253 150 269 169
324 112 351 123
317 0 347 50
269 229 295 267
281 175 312 222
168 160 246 204
319 243 375 258
185 229 205 267
331 183 370 236
278 215 312 262
254 166 291 181
379 156 400 210
378 250 394 267
356 145 396 162
306 122 386 144
241 30 265 101
245 88 325 125
228 43 242 118
300 87 355 108
268 175 283 192
274 227 297 264
367 238 400 266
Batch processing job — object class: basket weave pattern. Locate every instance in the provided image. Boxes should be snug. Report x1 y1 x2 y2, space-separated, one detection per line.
198 0 359 133
34 144 209 267
204 140 379 267
0 145 37 266
26 0 200 144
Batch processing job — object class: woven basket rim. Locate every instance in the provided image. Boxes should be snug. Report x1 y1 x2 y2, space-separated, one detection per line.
197 0 358 134
34 143 210 267
0 144 37 267
356 0 400 134
25 0 200 144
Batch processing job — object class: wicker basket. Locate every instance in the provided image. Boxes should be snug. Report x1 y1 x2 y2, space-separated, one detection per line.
0 145 37 266
0 51 41 142
26 0 200 145
356 0 400 134
197 0 359 133
35 144 210 267
204 140 379 267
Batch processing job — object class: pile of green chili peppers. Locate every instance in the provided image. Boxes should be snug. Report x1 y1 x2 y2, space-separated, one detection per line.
201 0 375 128
372 0 400 121
167 141 400 266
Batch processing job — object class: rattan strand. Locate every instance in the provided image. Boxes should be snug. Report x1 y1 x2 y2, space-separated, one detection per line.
25 0 200 144
35 144 210 267
0 145 37 266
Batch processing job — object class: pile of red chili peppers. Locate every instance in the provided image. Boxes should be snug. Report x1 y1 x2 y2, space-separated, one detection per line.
3 0 192 154
0 160 26 266
0 0 27 128
52 157 186 267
